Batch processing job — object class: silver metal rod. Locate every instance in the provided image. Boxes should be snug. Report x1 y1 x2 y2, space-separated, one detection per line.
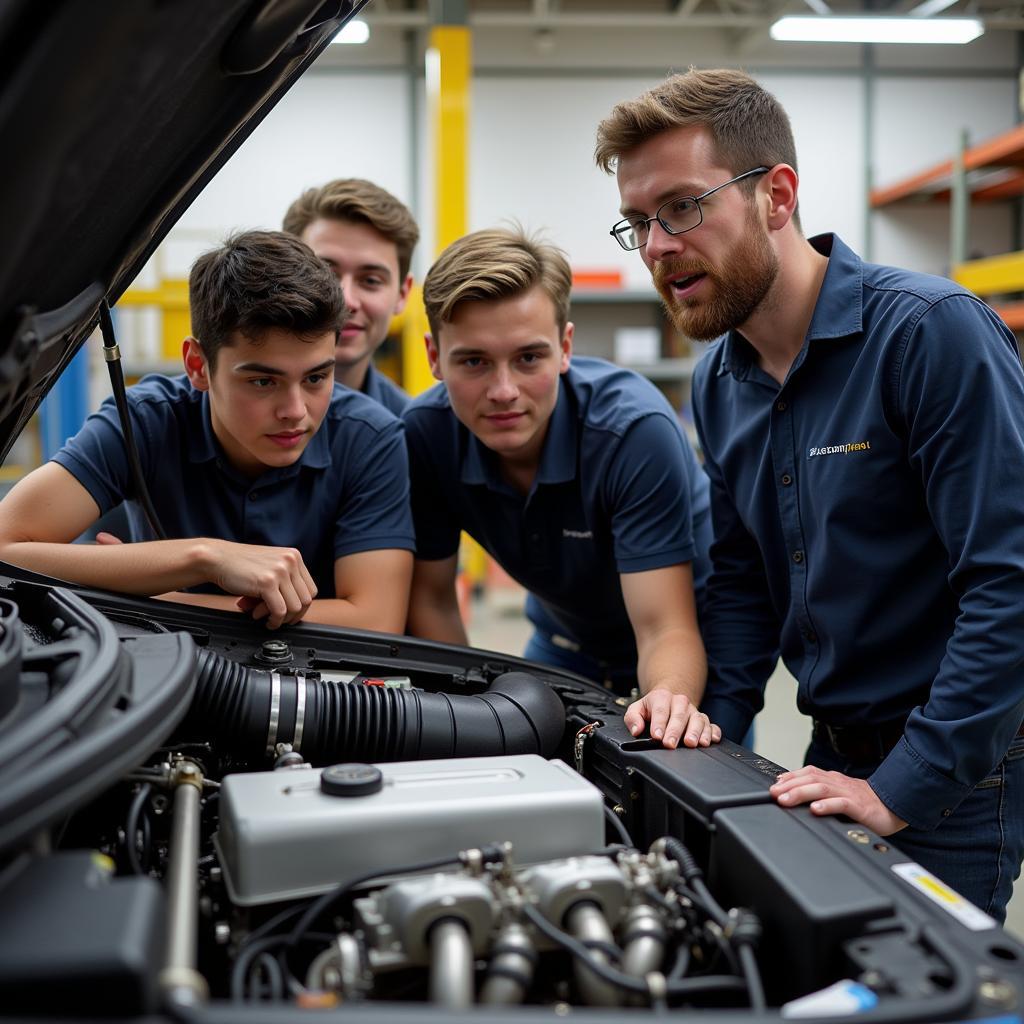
159 763 208 1004
428 919 475 1007
565 901 621 1007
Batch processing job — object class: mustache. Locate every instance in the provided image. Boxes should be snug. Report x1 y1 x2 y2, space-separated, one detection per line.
652 259 714 289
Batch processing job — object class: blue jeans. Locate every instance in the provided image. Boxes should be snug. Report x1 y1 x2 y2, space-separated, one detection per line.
804 733 1024 924
523 628 636 695
524 629 756 748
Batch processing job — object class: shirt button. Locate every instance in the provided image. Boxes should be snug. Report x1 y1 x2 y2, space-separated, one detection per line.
792 550 804 564
781 473 793 486
776 400 787 412
942 808 952 818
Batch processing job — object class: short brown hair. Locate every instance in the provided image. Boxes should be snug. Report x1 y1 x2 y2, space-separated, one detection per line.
423 228 572 339
282 178 420 279
189 230 347 368
595 68 799 225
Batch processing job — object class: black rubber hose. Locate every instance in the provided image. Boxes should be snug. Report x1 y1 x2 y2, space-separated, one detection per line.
183 650 566 762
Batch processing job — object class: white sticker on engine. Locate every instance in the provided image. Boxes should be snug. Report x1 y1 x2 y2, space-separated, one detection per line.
891 862 996 931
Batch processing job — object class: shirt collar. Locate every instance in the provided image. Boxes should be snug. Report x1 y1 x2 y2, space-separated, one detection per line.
458 375 578 490
718 232 864 379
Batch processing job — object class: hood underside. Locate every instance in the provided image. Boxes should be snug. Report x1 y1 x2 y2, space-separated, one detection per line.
0 0 364 460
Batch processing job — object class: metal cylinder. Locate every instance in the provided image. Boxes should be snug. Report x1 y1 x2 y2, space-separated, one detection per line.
620 903 666 978
620 903 666 1006
159 763 208 1004
480 923 535 1005
428 918 475 1007
565 900 621 1007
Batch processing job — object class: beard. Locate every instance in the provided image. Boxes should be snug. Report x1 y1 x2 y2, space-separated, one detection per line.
653 210 779 341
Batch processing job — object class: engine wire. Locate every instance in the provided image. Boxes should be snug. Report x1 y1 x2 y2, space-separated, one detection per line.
521 903 748 1004
124 782 152 876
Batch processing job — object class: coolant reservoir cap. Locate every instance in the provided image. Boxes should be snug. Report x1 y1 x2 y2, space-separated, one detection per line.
320 763 383 797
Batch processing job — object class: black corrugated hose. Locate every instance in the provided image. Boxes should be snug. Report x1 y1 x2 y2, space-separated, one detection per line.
183 649 567 763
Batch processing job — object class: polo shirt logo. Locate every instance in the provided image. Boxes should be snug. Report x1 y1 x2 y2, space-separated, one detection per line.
808 440 872 459
563 528 594 539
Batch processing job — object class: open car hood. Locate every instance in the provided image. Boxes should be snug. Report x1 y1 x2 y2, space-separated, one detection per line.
0 0 366 462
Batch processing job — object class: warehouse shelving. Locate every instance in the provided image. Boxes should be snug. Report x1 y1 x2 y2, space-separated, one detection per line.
870 123 1024 329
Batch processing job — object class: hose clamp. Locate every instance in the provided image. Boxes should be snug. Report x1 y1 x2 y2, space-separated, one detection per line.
266 671 281 755
293 670 306 752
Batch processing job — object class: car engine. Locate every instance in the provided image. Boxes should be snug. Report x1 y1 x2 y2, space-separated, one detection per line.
0 575 1022 1023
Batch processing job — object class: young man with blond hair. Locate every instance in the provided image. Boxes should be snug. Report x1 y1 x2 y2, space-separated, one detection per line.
404 227 719 751
0 231 415 632
598 67 1024 920
284 178 418 414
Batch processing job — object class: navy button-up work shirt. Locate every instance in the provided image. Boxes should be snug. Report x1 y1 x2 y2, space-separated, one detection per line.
693 233 1024 830
405 357 711 669
54 374 415 598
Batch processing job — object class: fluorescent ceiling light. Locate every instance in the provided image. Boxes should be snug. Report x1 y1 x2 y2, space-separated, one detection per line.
770 16 983 44
331 18 370 44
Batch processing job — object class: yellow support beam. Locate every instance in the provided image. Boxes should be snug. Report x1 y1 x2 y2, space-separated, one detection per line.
426 25 470 254
395 285 436 397
117 279 191 360
951 250 1024 297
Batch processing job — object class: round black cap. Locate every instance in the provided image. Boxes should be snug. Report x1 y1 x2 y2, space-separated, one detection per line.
320 763 383 798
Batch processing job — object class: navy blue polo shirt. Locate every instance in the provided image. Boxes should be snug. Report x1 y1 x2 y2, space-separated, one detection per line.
404 356 711 668
693 233 1024 830
362 362 410 416
53 374 415 598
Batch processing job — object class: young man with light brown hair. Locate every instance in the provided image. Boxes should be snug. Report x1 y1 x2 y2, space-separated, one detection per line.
598 67 1024 920
404 226 719 751
284 178 418 414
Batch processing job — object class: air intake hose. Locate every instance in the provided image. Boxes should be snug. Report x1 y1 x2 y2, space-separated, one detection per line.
183 650 566 762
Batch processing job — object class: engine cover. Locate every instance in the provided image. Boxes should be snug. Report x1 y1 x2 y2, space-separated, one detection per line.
215 754 604 905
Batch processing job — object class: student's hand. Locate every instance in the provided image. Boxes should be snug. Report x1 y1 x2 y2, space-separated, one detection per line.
203 540 317 630
624 687 721 750
95 532 124 544
769 767 908 836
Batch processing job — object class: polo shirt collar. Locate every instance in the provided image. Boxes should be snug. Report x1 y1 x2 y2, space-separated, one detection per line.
186 389 332 483
718 232 864 380
458 376 578 490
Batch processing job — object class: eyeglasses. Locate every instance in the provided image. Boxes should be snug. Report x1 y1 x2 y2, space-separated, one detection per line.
610 167 771 251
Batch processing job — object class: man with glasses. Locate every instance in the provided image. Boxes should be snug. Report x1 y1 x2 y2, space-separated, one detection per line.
597 68 1024 921
405 226 720 751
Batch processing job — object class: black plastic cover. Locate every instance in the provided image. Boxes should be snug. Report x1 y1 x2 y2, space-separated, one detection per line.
0 851 165 1014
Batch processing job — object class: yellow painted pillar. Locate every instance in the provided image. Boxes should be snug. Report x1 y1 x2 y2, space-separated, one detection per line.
424 14 487 600
399 285 435 397
426 23 470 254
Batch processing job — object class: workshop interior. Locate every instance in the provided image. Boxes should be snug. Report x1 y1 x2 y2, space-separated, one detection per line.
1 1 1024 1020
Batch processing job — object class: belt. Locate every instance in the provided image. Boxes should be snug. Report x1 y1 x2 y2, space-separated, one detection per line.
813 718 1024 764
811 718 908 763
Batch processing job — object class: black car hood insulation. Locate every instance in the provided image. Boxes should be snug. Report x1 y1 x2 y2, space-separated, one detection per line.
0 0 365 460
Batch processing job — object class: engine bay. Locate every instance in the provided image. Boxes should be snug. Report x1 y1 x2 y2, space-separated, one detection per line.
0 574 1022 1021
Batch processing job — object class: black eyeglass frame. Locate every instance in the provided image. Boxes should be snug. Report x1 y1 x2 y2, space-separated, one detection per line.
610 166 771 251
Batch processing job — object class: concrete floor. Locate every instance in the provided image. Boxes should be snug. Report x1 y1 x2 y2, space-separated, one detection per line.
466 582 1022 940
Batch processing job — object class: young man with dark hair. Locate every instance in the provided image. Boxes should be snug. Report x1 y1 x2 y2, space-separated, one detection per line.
599 67 1024 920
283 178 418 414
405 227 719 752
0 230 415 631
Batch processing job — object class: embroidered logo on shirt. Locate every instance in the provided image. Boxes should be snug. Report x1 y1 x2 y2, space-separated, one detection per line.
563 529 594 539
808 440 872 459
